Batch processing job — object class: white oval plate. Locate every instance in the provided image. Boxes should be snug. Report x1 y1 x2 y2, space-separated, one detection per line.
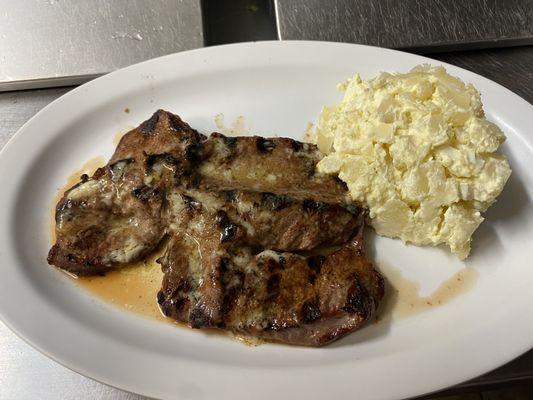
0 41 532 400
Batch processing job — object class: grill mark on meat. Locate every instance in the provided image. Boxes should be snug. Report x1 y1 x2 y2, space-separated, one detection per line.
215 210 238 243
261 192 293 211
261 257 282 272
222 135 237 151
179 171 203 189
301 297 321 324
289 139 303 152
185 143 204 164
334 176 348 190
266 273 281 302
307 255 325 284
343 277 371 319
168 113 199 136
181 195 201 210
302 199 324 212
256 137 276 153
132 186 161 203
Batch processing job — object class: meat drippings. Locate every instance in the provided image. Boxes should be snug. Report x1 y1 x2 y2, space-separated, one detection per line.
76 250 167 321
379 263 478 320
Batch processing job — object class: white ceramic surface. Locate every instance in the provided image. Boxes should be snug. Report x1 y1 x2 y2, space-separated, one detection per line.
0 41 532 400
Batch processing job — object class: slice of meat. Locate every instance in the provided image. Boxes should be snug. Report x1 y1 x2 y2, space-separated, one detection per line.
158 190 383 346
167 188 361 251
227 237 384 346
180 133 351 204
48 110 205 275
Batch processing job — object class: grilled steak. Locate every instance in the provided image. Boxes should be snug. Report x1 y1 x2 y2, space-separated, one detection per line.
166 188 360 251
48 110 385 346
158 189 384 346
182 133 350 204
48 110 205 275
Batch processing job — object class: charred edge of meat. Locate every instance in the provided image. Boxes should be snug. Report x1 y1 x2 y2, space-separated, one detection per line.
256 137 276 153
177 170 203 189
156 290 173 316
334 176 349 190
157 290 166 305
158 298 173 317
342 276 372 319
92 167 107 180
289 139 303 152
140 111 160 135
219 257 231 273
80 174 89 182
307 255 325 284
189 307 212 329
220 270 245 327
261 192 293 211
185 143 204 164
132 185 161 202
345 204 360 216
168 113 192 134
215 210 237 242
191 173 202 188
182 194 201 210
47 245 107 276
300 297 321 324
302 199 325 212
221 135 237 151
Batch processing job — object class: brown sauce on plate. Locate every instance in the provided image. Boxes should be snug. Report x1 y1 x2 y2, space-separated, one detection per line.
379 263 478 320
77 250 167 322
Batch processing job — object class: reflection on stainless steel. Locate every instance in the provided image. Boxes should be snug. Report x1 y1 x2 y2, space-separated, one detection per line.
275 0 533 52
0 0 203 91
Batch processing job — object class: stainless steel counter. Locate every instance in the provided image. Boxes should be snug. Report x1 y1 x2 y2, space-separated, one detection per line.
275 0 533 52
0 42 532 399
0 0 203 91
